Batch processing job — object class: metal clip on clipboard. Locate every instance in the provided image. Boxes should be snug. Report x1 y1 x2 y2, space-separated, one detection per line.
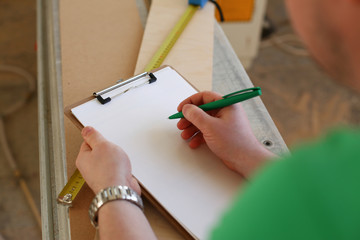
93 72 157 104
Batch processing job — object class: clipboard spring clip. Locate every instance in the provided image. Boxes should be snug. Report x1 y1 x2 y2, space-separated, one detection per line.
93 72 157 104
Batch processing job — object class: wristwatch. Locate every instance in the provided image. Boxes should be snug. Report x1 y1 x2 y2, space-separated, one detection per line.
89 185 144 228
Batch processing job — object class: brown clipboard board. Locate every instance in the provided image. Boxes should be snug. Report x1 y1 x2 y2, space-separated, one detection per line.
64 65 199 239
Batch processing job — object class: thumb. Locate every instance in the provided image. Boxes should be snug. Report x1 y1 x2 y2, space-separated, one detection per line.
182 104 214 131
81 126 106 148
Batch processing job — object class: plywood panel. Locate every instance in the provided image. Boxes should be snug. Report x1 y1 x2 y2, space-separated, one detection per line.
60 0 143 239
135 0 214 91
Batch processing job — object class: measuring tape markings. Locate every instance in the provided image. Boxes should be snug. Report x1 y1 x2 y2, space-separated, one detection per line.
144 5 199 72
57 169 84 206
58 4 200 206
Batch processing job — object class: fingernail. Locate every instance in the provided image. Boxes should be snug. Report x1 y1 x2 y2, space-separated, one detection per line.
182 104 193 116
82 126 93 137
183 104 191 112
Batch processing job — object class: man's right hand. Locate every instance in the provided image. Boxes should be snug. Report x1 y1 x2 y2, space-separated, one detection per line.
177 91 275 178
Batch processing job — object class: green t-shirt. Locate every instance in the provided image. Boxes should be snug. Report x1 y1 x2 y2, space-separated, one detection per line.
211 128 360 240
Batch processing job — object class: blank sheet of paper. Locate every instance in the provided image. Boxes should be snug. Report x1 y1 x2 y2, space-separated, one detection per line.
71 66 242 239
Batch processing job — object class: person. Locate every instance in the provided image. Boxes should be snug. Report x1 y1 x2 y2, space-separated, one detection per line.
76 0 360 239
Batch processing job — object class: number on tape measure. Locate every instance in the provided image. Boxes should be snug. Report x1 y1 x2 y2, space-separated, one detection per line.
57 169 85 206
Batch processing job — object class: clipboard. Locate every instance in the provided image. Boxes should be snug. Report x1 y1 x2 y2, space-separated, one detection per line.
65 66 196 128
65 65 243 239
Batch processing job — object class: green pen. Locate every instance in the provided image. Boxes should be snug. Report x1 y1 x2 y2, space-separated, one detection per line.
168 87 262 119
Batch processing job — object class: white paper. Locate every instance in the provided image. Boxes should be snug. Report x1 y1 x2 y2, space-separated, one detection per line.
71 67 242 239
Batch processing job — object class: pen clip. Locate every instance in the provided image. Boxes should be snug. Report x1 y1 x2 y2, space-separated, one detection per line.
223 87 261 98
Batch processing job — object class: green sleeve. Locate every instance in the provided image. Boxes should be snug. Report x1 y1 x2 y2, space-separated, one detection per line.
211 128 360 240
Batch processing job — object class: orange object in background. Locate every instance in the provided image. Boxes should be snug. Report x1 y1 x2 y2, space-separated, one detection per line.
215 0 254 22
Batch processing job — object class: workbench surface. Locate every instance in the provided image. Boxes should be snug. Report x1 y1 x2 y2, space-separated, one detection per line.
38 1 287 239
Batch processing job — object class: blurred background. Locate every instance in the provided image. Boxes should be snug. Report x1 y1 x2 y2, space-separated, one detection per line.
0 0 359 239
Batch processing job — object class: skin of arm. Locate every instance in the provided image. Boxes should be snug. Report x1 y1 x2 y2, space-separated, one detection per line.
76 127 157 240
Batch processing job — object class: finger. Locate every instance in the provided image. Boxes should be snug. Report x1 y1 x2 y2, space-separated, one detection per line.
189 132 205 149
80 141 91 152
177 91 223 111
182 104 214 131
181 125 199 140
130 177 142 196
76 142 91 169
177 118 192 130
81 126 107 148
177 110 219 130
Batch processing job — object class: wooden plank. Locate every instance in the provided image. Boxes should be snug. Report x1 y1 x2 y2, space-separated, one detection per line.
59 1 144 239
134 0 214 91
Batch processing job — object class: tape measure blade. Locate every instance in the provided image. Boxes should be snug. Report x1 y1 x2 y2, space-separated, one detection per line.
144 5 199 72
57 169 85 206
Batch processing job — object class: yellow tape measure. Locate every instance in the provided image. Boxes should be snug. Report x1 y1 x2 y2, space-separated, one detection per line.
57 5 199 206
57 169 84 206
144 4 199 72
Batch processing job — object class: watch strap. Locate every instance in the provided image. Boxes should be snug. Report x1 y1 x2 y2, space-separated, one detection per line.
89 185 143 228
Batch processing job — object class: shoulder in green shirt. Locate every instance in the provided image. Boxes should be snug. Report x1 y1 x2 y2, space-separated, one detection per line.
211 128 360 240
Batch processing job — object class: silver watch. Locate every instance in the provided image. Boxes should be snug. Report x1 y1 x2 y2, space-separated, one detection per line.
89 185 144 228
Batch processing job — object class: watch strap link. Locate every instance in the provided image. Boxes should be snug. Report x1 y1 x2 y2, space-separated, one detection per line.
89 185 143 228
